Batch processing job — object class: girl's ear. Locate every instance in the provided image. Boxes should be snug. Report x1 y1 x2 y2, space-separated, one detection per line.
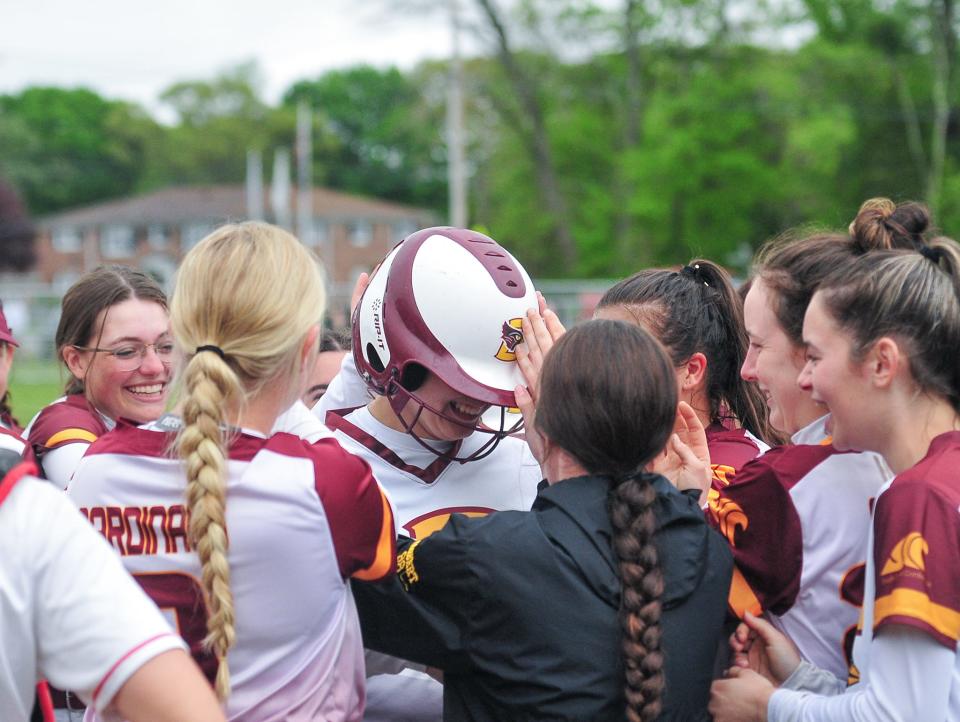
62 345 88 381
680 352 707 391
300 324 321 368
867 337 901 389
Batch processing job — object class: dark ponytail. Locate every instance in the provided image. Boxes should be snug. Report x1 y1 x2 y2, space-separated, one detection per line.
597 259 779 446
536 320 676 720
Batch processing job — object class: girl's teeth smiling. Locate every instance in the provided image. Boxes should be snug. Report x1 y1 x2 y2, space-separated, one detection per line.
129 383 164 396
452 401 484 417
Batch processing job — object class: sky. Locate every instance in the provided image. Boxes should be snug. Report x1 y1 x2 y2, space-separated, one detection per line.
1 0 476 117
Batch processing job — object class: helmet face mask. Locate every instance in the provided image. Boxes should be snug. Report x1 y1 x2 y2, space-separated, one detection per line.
353 227 536 462
385 378 524 463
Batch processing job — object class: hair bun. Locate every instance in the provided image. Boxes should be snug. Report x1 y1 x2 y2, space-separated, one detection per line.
850 197 929 252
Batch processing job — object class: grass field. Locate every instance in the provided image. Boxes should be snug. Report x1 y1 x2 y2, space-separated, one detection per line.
7 358 65 426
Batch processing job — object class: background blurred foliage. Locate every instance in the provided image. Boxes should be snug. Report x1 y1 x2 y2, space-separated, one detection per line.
1 0 958 277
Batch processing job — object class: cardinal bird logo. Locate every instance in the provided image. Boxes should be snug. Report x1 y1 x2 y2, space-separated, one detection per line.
495 318 524 362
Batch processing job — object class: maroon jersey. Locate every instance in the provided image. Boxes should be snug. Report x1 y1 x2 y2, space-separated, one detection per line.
870 431 960 649
25 394 109 464
706 423 765 489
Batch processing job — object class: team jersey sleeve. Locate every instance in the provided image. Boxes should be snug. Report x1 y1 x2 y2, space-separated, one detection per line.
768 627 954 722
706 428 763 491
39 443 90 488
0 426 25 455
22 480 186 712
870 481 960 649
27 397 103 452
353 520 486 673
310 438 396 581
706 449 805 617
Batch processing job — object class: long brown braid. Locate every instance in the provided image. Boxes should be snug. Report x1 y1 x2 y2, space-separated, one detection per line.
610 473 664 721
535 320 677 720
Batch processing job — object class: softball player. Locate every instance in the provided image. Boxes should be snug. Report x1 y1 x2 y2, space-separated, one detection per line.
311 227 550 720
711 237 960 720
24 266 171 487
696 199 927 680
66 222 396 720
593 258 777 491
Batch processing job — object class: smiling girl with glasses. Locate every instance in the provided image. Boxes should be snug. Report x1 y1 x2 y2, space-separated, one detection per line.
24 265 171 487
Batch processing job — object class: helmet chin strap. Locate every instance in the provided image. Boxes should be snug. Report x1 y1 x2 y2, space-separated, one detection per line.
385 380 523 463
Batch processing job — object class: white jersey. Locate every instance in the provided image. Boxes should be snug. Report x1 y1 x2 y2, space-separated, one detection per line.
65 417 395 722
316 353 542 534
1 472 184 722
709 415 893 680
271 400 337 444
323 407 541 538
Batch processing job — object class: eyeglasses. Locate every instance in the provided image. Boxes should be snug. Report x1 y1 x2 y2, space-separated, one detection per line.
74 341 176 371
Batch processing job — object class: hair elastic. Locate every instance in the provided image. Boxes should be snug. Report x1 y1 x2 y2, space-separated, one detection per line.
195 344 226 360
920 245 943 264
681 264 710 286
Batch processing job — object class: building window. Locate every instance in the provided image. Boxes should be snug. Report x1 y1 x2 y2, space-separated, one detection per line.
347 220 373 248
101 224 136 259
147 224 168 250
181 222 214 250
51 226 82 253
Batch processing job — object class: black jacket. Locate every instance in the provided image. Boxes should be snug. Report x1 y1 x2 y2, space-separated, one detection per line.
354 473 733 721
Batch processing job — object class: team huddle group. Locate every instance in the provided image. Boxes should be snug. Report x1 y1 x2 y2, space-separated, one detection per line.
1 196 958 722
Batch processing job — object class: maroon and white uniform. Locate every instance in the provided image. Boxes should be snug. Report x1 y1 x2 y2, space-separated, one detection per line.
66 417 396 722
24 395 110 487
707 414 891 680
1 468 184 722
0 424 25 456
706 422 768 491
770 431 960 720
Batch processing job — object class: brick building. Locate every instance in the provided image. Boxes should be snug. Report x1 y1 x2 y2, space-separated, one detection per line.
35 185 438 292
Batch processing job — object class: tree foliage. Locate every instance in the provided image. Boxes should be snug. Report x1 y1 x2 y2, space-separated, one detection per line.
3 1 960 278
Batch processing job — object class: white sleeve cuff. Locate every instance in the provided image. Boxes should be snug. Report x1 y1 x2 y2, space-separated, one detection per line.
781 659 846 695
89 632 187 714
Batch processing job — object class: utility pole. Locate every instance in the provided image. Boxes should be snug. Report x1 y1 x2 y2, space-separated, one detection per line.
296 101 314 245
447 0 468 228
245 149 264 220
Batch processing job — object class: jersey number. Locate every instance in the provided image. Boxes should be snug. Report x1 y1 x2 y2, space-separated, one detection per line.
134 571 218 683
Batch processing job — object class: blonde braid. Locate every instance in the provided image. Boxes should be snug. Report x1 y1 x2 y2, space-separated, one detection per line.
177 352 242 698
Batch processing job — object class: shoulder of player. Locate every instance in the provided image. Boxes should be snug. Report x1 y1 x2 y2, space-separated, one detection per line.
730 443 835 490
82 420 173 459
264 432 372 479
27 394 107 449
880 434 960 509
706 427 762 470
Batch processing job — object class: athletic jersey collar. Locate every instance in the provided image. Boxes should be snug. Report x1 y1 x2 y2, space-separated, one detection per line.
143 413 270 439
790 413 831 446
326 406 461 484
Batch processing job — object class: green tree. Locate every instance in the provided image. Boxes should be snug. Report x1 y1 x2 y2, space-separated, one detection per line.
0 87 159 214
284 65 447 209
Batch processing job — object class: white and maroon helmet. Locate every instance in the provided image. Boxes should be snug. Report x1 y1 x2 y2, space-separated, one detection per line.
353 226 536 460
